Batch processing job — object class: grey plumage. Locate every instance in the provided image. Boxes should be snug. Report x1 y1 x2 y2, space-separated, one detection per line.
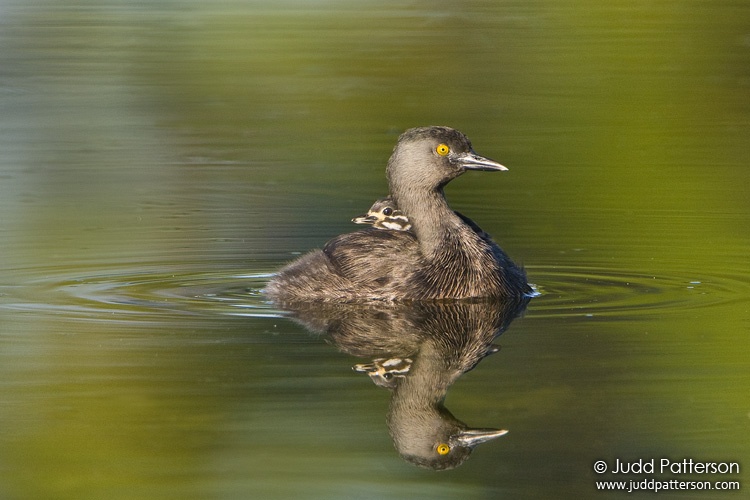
264 126 531 302
277 297 530 470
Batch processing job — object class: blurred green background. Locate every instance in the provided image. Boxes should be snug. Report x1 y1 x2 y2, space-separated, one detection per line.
0 1 748 498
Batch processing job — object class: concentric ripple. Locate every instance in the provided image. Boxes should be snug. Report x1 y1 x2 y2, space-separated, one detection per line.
1 264 747 322
1 265 281 322
527 265 749 319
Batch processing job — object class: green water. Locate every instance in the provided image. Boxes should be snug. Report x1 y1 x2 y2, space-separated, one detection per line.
1 1 748 498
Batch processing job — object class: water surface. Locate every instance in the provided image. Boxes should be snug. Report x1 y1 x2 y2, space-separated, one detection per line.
1 1 748 499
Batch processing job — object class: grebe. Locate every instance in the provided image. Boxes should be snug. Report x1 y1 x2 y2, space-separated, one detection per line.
265 126 530 302
352 197 412 231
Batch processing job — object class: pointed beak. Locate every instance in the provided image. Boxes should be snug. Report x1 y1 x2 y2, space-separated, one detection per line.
457 151 507 171
456 428 509 447
352 214 377 224
352 362 376 373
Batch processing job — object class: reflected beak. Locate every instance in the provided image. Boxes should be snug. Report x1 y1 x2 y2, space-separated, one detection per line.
457 151 507 171
456 428 509 447
352 214 378 224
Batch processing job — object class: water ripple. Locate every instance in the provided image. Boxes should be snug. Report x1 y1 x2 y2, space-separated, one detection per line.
2 264 746 322
527 265 749 319
1 266 279 322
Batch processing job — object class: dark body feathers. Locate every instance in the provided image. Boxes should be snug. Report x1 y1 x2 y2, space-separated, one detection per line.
265 126 531 303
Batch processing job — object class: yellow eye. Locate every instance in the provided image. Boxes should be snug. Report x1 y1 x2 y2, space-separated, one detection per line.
436 143 450 156
436 443 451 455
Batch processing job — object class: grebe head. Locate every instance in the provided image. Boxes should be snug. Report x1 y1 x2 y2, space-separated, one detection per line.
351 197 412 231
386 126 506 200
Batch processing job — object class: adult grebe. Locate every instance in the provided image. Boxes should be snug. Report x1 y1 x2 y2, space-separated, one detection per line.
264 126 530 302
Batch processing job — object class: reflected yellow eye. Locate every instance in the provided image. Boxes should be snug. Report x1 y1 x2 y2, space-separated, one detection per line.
436 143 450 156
436 443 451 455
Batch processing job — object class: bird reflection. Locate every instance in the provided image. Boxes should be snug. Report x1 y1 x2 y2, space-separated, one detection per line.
275 297 529 470
353 357 413 390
